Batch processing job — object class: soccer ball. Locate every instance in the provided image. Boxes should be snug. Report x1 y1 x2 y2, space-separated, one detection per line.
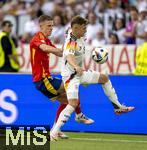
92 47 108 64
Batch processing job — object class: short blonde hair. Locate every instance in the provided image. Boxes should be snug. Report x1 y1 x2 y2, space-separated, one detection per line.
38 15 53 23
71 15 88 27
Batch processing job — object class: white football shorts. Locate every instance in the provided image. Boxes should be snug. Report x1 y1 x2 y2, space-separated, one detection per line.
62 70 100 100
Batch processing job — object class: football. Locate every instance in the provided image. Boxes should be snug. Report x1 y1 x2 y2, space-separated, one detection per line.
92 47 108 64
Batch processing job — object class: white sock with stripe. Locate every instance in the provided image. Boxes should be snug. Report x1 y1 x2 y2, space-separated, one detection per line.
51 104 75 135
102 80 122 108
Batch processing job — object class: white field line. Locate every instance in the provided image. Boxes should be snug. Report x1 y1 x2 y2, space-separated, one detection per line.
71 137 147 143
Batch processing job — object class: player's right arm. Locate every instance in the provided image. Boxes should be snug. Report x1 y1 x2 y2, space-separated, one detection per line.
39 44 63 57
66 54 83 76
64 39 83 76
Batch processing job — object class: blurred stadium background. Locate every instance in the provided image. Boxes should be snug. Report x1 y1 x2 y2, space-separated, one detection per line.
0 0 147 150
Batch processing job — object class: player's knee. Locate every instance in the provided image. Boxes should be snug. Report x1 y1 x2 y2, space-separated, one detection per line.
68 99 78 108
98 74 109 84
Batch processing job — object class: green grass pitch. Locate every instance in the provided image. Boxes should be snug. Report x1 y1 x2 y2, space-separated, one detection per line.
50 132 147 150
1 132 147 150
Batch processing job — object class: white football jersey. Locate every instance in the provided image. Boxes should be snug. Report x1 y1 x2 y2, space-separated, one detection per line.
61 31 86 77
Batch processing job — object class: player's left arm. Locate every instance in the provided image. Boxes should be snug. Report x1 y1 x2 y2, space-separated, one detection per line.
33 37 63 57
39 44 63 57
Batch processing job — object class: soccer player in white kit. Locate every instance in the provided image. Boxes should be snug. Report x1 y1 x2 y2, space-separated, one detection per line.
50 15 135 141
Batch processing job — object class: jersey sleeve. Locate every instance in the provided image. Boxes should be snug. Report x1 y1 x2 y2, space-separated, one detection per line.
33 34 56 49
64 40 77 56
32 34 46 47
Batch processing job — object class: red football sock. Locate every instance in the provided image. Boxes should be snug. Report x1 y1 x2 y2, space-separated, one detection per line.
75 99 81 115
55 104 67 123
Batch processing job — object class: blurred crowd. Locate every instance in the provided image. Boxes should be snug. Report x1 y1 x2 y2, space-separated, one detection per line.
0 0 147 46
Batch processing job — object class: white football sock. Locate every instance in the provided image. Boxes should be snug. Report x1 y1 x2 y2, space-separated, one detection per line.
102 80 122 108
51 104 75 135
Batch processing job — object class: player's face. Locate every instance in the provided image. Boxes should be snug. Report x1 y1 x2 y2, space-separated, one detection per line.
79 24 87 37
73 24 87 38
40 20 54 36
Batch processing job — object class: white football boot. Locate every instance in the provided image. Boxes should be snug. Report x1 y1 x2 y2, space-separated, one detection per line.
75 113 94 124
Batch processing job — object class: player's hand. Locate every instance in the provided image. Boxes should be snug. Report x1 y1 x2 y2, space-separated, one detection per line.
75 66 83 76
57 48 63 57
54 48 63 57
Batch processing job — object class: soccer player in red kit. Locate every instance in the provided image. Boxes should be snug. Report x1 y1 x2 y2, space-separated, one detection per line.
30 15 94 139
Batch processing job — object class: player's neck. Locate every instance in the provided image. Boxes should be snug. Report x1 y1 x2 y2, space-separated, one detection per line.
40 30 48 38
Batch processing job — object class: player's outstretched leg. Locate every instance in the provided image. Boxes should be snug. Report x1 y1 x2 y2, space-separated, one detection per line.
99 74 135 115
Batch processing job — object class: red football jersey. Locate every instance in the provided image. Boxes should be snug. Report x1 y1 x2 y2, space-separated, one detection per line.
30 32 55 82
